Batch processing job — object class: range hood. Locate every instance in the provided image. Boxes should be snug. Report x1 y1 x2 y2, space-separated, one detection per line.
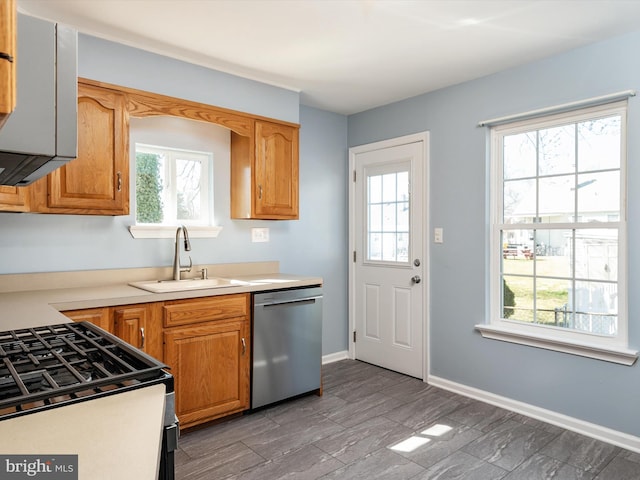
0 13 77 186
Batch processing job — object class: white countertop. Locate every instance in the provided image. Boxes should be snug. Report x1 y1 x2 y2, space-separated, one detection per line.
0 262 322 330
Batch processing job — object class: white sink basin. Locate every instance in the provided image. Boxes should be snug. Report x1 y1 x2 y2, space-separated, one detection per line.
129 277 244 293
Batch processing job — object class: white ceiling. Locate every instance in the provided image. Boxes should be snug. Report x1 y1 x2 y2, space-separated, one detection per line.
17 0 640 115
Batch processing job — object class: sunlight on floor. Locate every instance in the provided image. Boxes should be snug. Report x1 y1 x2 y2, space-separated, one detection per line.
389 423 453 453
389 436 431 453
421 424 453 437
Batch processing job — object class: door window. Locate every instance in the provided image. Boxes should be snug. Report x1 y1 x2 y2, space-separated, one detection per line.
365 162 410 264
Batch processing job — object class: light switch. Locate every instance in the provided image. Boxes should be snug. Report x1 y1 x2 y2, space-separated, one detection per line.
251 227 269 243
434 227 443 244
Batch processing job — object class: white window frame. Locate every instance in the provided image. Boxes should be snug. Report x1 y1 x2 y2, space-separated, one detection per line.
129 143 222 239
476 101 638 365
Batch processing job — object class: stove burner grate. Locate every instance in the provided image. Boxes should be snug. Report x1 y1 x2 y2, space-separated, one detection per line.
0 322 168 416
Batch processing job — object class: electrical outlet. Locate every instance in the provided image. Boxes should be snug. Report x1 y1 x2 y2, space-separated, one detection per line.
251 227 269 243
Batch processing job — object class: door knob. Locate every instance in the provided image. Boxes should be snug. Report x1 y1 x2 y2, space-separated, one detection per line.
411 275 421 284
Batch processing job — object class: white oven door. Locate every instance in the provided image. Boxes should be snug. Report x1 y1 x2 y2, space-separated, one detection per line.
0 384 166 480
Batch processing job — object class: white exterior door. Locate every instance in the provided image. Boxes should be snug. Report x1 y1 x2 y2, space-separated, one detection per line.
349 133 428 379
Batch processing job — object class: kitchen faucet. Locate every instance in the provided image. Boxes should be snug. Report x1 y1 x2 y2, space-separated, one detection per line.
173 225 192 280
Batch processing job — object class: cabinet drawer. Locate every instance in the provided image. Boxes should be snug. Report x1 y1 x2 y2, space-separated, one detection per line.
162 294 249 327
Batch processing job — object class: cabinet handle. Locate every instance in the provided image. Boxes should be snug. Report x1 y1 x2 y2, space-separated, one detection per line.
117 172 122 192
241 337 246 356
140 327 145 349
258 185 262 200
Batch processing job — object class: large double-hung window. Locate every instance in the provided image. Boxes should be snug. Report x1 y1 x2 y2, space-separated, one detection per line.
480 99 637 364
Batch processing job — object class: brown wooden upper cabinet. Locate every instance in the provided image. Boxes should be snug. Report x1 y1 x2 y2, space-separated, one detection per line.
231 120 299 220
0 0 16 129
43 81 129 215
0 185 28 212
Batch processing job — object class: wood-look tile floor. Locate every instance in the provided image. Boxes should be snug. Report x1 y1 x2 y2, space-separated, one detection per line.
175 359 640 479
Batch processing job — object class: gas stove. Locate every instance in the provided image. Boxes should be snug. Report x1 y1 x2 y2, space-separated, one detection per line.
0 321 171 419
0 321 176 480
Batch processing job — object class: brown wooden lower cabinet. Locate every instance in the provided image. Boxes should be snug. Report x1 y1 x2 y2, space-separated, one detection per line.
113 303 163 362
164 317 250 429
62 293 252 429
162 294 251 429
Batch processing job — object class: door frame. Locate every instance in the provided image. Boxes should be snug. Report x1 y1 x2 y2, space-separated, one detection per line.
348 132 430 381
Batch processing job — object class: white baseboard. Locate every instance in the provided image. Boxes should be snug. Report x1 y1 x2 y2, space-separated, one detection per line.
428 374 640 454
322 350 350 364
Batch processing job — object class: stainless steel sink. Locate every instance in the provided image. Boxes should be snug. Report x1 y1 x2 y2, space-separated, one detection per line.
129 277 246 293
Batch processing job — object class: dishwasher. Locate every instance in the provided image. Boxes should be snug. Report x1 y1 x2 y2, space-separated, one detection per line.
252 286 323 409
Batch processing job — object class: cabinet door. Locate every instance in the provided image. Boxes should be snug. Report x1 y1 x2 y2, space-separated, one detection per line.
113 304 148 350
46 82 129 214
0 185 29 212
113 303 163 360
164 318 250 428
0 0 16 127
254 120 299 219
63 307 112 333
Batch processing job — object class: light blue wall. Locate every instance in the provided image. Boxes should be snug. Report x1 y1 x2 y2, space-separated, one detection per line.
349 31 640 436
0 35 348 356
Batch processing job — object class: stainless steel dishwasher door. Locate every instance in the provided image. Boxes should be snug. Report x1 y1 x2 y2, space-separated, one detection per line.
252 286 323 409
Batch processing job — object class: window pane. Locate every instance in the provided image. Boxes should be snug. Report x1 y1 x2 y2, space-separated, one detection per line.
175 158 202 221
382 173 397 203
504 132 536 180
573 281 618 336
576 171 619 223
381 232 397 261
382 202 396 232
397 202 409 231
535 277 570 326
574 229 618 282
503 178 535 223
369 232 381 260
369 204 382 231
397 233 409 262
369 175 381 203
539 124 575 176
502 229 534 276
397 171 409 200
538 175 574 219
135 152 164 224
502 277 516 319
503 275 533 322
534 229 572 270
578 116 621 172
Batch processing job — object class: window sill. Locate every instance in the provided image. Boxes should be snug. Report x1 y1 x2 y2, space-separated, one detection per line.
128 225 223 239
475 324 638 366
